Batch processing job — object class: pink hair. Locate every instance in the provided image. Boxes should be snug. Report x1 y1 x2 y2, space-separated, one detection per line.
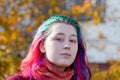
20 35 44 78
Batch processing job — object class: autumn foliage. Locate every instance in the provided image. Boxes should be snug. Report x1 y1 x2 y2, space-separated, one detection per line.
0 0 106 79
92 61 120 80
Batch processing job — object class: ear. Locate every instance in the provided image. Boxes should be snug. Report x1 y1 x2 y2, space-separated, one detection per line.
39 41 46 53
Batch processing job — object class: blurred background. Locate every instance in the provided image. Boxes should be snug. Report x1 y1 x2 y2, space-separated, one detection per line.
0 0 120 80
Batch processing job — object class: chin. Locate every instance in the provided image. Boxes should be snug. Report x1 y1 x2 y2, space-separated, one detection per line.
56 61 73 67
59 63 71 67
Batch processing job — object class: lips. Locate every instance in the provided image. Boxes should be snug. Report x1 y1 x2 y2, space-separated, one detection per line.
60 53 71 57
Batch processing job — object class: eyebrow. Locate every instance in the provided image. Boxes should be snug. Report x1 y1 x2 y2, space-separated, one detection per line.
71 34 77 37
55 33 77 37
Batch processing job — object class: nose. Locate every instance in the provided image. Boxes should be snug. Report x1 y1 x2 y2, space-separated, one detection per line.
64 44 70 50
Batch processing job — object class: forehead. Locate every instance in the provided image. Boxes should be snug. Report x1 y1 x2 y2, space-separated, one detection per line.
49 23 77 35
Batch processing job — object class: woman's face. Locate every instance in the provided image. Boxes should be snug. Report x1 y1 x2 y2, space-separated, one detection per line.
41 23 78 71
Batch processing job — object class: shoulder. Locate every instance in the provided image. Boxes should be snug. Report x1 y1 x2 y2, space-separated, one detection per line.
5 73 28 80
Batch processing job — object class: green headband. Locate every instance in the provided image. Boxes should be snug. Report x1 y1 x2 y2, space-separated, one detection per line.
38 15 80 32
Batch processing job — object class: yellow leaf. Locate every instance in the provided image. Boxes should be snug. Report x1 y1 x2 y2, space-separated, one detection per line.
10 29 20 41
83 1 91 9
41 15 46 20
26 25 33 32
54 6 60 13
1 35 7 43
0 16 7 24
8 16 17 25
10 11 15 15
71 5 83 15
93 12 101 25
75 5 82 11
61 10 67 15
93 18 101 25
11 32 17 40
48 9 53 16
51 0 56 5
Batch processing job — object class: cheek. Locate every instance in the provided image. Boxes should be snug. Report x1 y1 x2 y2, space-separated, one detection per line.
51 40 63 49
45 42 63 63
72 44 78 56
45 42 62 56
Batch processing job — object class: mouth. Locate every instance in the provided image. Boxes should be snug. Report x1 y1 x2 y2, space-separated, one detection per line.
60 53 71 57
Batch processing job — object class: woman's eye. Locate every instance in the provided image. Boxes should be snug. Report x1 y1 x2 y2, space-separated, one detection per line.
55 38 64 42
70 39 77 43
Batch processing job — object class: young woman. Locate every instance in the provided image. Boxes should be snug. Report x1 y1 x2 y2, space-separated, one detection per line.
6 15 91 80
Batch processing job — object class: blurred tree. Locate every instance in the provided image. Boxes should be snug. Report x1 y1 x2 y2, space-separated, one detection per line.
92 61 120 80
0 0 105 79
